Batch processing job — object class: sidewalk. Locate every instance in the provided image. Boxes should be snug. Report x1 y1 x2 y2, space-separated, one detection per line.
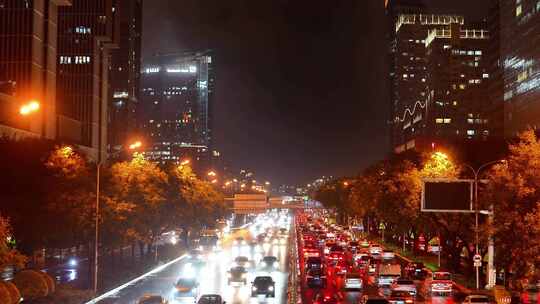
371 237 473 294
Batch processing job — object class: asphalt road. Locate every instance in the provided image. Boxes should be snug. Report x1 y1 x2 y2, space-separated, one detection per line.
87 222 291 304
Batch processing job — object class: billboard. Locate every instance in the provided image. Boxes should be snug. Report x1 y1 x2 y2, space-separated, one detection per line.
421 179 474 212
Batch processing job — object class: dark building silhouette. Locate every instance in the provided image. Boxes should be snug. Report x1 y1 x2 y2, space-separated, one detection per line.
109 0 142 152
500 0 540 136
0 0 72 139
57 0 119 160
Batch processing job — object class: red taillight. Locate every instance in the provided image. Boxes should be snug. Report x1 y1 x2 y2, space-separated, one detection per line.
406 300 413 303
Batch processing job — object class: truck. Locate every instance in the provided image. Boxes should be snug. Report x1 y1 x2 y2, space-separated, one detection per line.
198 230 220 252
377 264 402 286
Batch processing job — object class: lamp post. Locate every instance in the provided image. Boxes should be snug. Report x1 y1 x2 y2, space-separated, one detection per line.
93 141 142 294
462 159 505 290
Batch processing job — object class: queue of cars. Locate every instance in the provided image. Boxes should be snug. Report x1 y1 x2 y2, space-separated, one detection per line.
296 213 466 304
135 211 290 304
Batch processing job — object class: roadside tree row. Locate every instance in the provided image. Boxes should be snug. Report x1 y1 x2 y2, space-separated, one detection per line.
313 129 540 286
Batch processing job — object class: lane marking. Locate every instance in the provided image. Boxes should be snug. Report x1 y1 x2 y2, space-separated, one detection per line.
85 253 187 304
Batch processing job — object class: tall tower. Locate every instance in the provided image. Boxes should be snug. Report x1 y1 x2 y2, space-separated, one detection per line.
57 0 119 161
140 50 214 170
109 0 143 152
0 0 72 139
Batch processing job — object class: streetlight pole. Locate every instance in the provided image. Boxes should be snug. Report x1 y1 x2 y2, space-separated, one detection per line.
463 159 505 290
93 141 142 294
94 162 100 294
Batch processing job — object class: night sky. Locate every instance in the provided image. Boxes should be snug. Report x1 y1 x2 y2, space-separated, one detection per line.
143 0 490 185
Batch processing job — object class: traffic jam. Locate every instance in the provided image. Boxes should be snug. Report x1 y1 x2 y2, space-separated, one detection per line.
295 211 472 304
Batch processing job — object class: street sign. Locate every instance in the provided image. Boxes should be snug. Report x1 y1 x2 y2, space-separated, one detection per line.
421 179 474 212
473 254 482 267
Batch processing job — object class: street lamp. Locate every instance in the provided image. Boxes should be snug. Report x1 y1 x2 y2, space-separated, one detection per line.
463 159 506 290
207 171 217 177
94 140 143 294
180 159 190 166
19 100 40 116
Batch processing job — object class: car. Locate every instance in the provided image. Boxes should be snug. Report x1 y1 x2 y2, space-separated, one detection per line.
251 276 275 297
233 256 250 268
313 293 341 304
344 273 363 290
391 278 417 296
388 290 414 304
260 256 279 270
304 247 321 258
462 295 491 304
227 266 247 285
368 261 378 274
404 262 426 279
174 278 199 298
369 245 382 257
233 237 246 246
348 241 359 253
378 264 401 286
197 294 224 304
306 268 327 288
138 295 168 304
360 296 389 304
382 250 395 260
187 249 204 261
430 271 453 295
305 257 324 272
334 260 349 276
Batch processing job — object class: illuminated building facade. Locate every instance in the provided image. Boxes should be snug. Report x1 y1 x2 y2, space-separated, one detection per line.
500 0 540 136
109 0 142 152
423 24 491 144
140 50 214 168
0 0 72 139
56 0 119 161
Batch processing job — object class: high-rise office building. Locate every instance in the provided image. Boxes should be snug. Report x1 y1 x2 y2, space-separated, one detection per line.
57 0 119 161
140 51 214 169
109 0 142 152
0 0 72 139
500 0 540 136
389 12 466 153
423 24 491 144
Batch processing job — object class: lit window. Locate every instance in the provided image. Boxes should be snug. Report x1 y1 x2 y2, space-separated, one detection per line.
459 84 466 90
436 118 444 124
475 50 482 55
443 45 451 49
421 78 426 82
467 51 474 55
403 74 408 78
483 73 489 78
453 101 458 106
467 130 475 136
468 119 474 124
444 118 452 124
516 4 522 16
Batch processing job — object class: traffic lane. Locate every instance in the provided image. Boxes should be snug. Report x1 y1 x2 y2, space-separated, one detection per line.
301 263 381 304
92 233 289 304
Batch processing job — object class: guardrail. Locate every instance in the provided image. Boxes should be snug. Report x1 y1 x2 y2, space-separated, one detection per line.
288 216 302 304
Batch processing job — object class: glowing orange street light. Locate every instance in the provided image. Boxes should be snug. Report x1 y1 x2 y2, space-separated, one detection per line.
207 171 217 177
19 100 40 116
211 179 218 184
343 181 349 187
180 159 191 166
59 146 74 158
129 141 142 150
225 181 232 186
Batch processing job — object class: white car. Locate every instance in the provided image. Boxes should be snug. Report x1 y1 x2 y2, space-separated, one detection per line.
344 273 363 290
382 250 395 260
391 278 417 296
462 295 491 304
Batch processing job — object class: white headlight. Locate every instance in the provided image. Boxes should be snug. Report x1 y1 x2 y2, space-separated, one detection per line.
268 286 274 291
252 286 257 291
